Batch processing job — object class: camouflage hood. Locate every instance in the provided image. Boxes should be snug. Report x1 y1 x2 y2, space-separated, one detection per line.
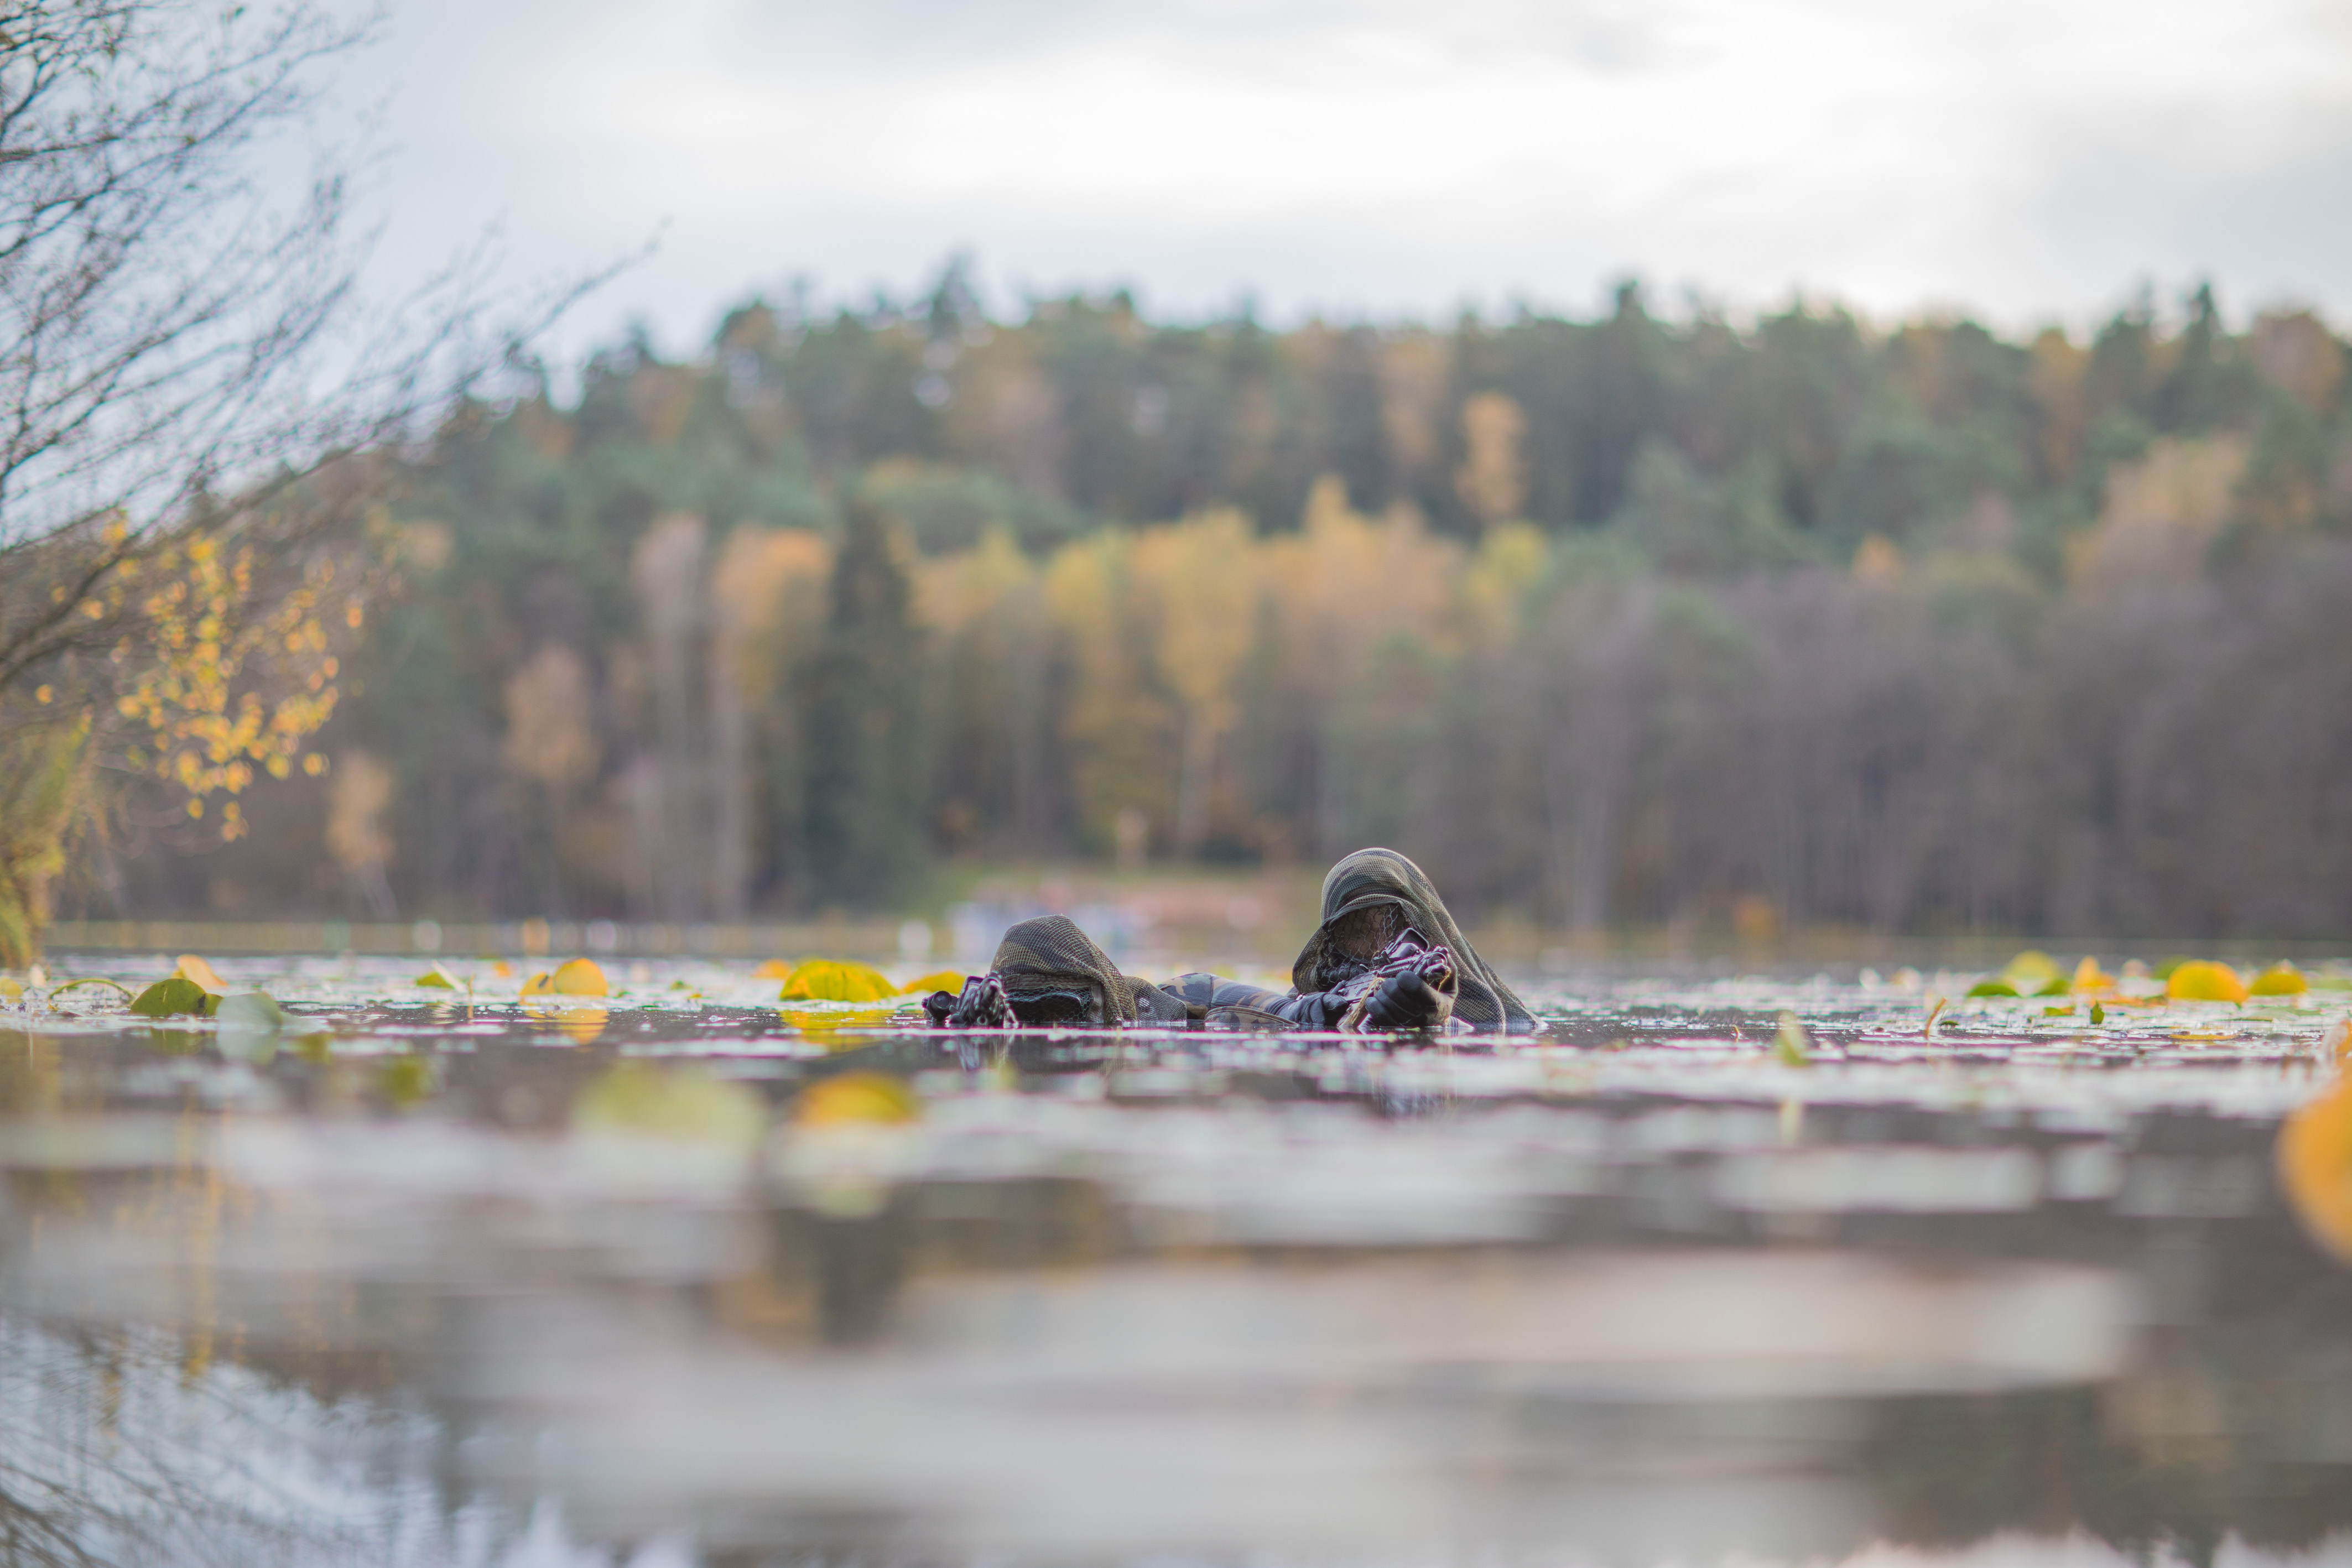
992 914 1190 1025
1290 847 1536 1032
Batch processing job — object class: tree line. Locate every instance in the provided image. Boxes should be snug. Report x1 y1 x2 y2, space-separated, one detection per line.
83 266 2352 937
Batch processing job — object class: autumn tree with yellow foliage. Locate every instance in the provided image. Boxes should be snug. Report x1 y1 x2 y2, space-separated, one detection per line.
0 0 588 962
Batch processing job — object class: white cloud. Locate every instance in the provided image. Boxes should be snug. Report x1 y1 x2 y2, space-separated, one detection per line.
341 0 2352 355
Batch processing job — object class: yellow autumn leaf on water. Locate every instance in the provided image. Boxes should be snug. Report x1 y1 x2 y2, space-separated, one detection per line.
575 1061 765 1148
778 958 898 1003
2070 956 2117 995
794 1072 922 1127
551 957 607 996
2251 962 2310 997
414 965 461 988
2000 950 2064 994
752 958 793 980
0 978 20 999
2280 1071 2352 1260
2167 960 2249 1003
900 970 966 996
520 971 553 996
173 955 227 995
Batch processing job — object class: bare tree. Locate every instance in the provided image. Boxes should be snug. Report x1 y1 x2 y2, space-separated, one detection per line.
0 0 612 960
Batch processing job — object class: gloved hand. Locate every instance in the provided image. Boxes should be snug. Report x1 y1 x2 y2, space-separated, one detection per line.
923 973 1013 1028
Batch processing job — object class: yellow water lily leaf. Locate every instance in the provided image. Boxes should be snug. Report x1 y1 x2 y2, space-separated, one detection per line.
794 1071 922 1127
900 970 966 996
2280 1071 2352 1261
575 1061 766 1148
2251 962 2309 997
2167 960 2249 1003
415 965 461 988
752 958 794 980
551 957 608 996
778 958 898 1003
520 970 554 996
0 978 20 999
1999 950 2064 993
491 960 514 979
2070 956 2117 994
173 954 227 995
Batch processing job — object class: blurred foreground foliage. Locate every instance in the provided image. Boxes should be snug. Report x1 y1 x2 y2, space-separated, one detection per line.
74 268 2352 939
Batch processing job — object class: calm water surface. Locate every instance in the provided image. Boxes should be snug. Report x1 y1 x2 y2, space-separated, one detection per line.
4 952 2351 1568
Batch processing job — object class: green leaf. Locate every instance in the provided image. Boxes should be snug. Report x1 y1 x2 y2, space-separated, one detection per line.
1966 979 2020 998
129 974 212 1018
414 965 461 988
1772 1010 1812 1066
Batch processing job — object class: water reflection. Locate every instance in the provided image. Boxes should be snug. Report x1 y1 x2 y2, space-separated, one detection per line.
1 963 2351 1564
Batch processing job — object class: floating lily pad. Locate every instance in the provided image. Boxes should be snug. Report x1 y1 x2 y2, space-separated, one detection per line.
2167 961 2249 1004
778 958 898 1004
129 974 214 1018
2251 962 2309 997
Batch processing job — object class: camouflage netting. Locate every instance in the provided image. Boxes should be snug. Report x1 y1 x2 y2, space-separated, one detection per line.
1291 847 1536 1032
990 914 1191 1025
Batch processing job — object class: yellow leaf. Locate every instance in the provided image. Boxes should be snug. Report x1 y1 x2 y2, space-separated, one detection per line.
2251 962 2310 997
575 1061 766 1148
752 958 794 980
520 971 554 997
778 958 898 1003
173 954 227 995
491 960 513 978
1999 950 2064 993
2167 960 2249 1004
794 1072 922 1127
2070 956 2117 995
2280 1071 2352 1260
900 969 966 996
0 978 20 999
551 957 608 997
414 965 461 988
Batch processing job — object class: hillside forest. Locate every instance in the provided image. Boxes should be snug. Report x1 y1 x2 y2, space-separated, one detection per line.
77 270 2352 939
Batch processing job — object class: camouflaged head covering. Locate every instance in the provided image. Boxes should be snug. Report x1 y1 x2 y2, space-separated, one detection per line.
992 914 1189 1025
1291 847 1536 1032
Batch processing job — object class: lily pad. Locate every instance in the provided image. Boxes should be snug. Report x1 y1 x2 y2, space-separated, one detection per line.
2167 961 2249 1004
414 965 462 988
778 958 898 1004
899 969 967 996
129 974 215 1018
550 957 608 996
2250 962 2309 997
1966 979 2020 998
173 955 228 995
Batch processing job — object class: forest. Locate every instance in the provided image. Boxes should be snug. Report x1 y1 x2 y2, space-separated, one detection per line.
74 266 2352 938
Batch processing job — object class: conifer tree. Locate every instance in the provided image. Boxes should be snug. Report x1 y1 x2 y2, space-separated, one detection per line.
799 499 924 905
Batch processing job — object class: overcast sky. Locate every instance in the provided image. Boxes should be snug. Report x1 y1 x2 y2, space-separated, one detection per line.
341 0 2352 357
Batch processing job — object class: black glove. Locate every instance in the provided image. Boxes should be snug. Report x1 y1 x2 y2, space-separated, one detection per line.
924 973 1013 1028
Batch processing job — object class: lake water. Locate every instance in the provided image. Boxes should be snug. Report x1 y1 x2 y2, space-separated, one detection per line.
5 951 2351 1568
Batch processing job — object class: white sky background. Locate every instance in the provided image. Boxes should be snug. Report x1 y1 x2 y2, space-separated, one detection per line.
340 0 2352 358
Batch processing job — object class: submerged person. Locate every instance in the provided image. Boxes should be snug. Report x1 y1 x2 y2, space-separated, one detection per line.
924 846 1537 1035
